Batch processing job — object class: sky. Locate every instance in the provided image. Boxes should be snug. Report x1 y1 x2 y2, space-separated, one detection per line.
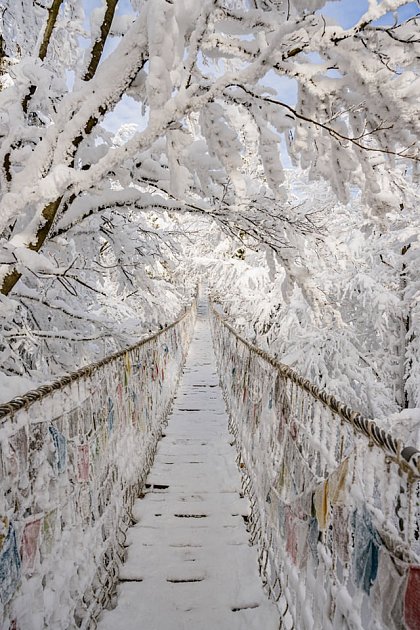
322 0 419 27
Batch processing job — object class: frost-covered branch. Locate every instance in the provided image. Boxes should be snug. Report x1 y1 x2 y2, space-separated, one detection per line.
0 0 419 406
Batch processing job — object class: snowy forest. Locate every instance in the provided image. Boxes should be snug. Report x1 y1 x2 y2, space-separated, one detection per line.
1 1 420 629
1 0 420 434
0 0 419 430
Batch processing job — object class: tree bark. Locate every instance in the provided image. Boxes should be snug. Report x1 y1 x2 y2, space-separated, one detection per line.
83 0 119 81
38 0 65 61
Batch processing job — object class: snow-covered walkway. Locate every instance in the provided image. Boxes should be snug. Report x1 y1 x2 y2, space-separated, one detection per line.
98 299 279 630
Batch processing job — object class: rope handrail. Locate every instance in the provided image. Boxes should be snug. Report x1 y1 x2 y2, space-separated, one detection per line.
211 302 420 479
0 303 193 422
211 301 420 628
0 298 197 630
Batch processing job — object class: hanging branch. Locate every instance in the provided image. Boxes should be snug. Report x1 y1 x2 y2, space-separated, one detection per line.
224 85 420 163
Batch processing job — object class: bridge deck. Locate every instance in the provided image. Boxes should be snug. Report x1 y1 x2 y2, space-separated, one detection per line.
98 300 279 629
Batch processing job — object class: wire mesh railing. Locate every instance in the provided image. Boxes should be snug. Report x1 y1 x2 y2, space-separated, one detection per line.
0 300 196 630
210 303 420 630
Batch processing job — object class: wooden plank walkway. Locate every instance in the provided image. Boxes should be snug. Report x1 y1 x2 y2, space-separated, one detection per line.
98 299 279 629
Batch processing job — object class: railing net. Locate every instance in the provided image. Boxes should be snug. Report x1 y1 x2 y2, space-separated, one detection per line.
0 301 196 630
211 304 419 630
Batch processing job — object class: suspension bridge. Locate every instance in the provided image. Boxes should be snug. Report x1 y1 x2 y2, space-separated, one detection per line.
0 296 419 630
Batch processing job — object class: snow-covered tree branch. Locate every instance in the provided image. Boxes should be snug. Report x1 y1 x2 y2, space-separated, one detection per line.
0 0 419 420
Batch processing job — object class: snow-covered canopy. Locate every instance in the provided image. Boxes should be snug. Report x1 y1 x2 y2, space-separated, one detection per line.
0 0 419 420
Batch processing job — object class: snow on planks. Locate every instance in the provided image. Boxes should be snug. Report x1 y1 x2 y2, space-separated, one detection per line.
98 299 279 630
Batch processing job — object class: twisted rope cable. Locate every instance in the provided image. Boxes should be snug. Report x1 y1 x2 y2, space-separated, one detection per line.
0 304 193 422
211 303 420 479
0 300 196 629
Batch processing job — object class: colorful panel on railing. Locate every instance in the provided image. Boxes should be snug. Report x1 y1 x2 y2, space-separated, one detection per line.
0 304 196 630
211 305 419 630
